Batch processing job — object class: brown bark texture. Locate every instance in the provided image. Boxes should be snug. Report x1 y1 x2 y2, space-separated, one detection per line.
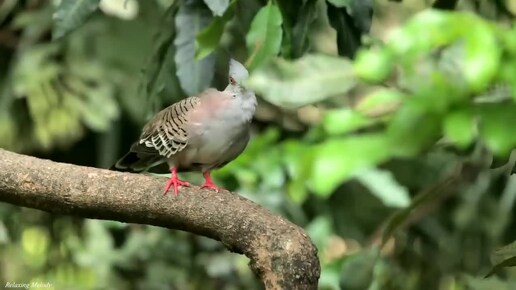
0 149 320 289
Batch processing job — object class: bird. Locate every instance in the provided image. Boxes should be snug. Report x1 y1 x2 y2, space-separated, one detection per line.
111 59 257 196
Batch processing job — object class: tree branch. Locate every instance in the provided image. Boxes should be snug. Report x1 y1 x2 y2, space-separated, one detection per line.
0 149 320 289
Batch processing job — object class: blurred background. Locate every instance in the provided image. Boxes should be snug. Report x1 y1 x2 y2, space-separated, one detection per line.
1 0 516 289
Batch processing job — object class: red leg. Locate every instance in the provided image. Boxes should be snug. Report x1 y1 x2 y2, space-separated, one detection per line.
200 171 225 192
163 167 190 196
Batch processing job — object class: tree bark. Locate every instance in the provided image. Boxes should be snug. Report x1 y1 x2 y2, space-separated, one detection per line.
0 149 320 289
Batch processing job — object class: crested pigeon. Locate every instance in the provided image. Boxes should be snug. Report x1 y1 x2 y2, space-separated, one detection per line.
111 59 257 196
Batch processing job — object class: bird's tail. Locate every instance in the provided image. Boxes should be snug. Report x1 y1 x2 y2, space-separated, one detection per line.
109 151 162 173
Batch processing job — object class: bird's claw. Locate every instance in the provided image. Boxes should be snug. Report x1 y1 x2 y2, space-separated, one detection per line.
200 182 225 193
164 178 190 197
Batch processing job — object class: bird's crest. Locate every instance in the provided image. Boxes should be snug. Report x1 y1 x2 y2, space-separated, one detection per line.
229 59 249 84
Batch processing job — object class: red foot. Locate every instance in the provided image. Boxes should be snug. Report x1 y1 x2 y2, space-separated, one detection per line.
164 167 190 196
200 171 226 193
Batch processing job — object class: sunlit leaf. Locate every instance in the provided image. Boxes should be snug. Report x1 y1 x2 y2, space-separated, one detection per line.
99 0 138 20
309 134 391 196
246 1 283 70
245 54 356 109
462 15 501 92
353 48 394 82
388 10 455 57
355 169 411 208
322 108 374 135
52 0 100 40
203 0 230 16
443 108 476 149
355 88 403 117
388 10 501 93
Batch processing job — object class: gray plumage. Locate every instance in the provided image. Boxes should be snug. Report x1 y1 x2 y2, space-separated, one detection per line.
112 59 257 176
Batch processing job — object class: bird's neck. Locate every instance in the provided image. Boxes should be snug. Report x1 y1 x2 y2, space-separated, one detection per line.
240 91 257 123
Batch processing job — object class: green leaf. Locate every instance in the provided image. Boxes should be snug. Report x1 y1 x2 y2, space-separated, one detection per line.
339 249 379 290
319 260 344 290
498 65 516 101
327 0 373 58
175 0 216 95
246 2 283 71
305 216 333 250
195 2 235 60
282 140 314 203
139 4 182 117
287 181 308 204
327 0 352 8
381 173 457 245
465 275 516 290
485 256 516 278
443 109 476 149
52 0 100 40
348 0 373 33
322 108 374 135
277 0 317 58
387 10 454 58
309 134 391 197
353 48 393 82
245 54 356 109
462 15 501 92
203 0 230 16
492 240 516 265
387 10 500 93
355 169 410 208
355 88 403 117
327 3 361 58
387 101 442 157
479 104 516 156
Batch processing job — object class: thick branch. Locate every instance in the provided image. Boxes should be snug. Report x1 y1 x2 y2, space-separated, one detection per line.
0 149 320 289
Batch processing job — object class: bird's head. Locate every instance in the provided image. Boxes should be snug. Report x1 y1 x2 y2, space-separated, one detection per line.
224 58 256 115
228 58 249 86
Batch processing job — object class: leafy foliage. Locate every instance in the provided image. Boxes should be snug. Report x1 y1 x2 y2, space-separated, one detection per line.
245 1 283 71
174 0 216 96
246 54 356 108
1 0 516 289
195 1 235 60
52 0 100 40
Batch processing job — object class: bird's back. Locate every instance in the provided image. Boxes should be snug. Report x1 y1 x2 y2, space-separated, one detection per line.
111 95 201 172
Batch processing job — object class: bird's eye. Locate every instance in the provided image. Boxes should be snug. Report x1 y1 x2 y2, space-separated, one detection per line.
232 94 237 98
229 76 236 85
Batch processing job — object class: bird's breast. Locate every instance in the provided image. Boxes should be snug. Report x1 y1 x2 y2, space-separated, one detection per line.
175 112 250 170
197 118 249 156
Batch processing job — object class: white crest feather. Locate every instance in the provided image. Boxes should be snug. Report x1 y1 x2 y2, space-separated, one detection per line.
229 59 249 83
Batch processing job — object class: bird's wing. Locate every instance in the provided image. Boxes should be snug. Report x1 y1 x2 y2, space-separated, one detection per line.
132 95 201 158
